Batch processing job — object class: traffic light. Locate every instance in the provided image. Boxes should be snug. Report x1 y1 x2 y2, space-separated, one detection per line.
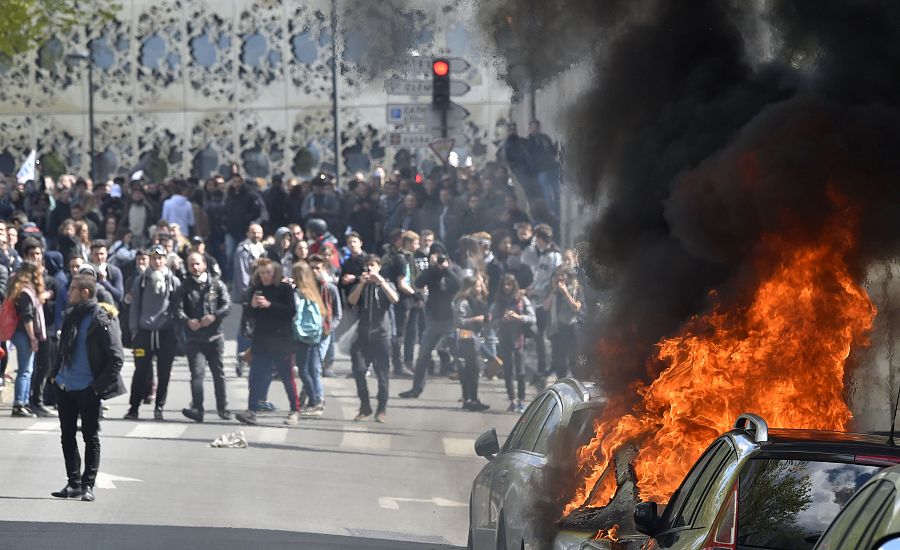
432 58 450 109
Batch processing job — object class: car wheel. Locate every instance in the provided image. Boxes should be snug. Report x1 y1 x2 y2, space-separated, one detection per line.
496 514 507 550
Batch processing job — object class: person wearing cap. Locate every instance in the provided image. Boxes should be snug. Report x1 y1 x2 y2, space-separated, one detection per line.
124 244 180 421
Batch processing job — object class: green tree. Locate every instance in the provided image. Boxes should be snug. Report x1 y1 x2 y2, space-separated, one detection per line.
0 0 118 62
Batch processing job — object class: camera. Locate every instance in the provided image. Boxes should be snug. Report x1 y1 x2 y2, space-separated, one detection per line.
361 266 370 274
436 255 447 265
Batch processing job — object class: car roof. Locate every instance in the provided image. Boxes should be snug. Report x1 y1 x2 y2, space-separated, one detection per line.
729 428 900 456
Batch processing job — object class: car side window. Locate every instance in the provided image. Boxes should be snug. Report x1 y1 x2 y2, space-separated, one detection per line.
675 441 735 528
503 394 547 452
816 481 879 550
515 395 557 452
532 401 562 455
658 441 723 532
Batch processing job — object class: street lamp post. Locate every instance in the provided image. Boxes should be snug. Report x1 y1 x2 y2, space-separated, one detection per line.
66 52 96 183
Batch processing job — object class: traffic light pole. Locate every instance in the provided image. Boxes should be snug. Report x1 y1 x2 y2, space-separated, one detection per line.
331 0 342 182
441 106 447 138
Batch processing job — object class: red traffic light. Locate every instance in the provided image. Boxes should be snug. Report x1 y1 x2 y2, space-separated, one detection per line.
432 60 450 77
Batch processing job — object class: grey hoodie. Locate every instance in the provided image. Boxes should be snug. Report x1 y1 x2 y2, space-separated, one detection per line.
129 267 180 333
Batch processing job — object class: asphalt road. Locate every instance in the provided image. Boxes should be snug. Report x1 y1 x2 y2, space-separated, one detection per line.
0 311 521 549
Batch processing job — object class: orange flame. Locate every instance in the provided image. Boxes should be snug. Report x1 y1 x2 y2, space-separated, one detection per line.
565 214 875 515
593 524 620 542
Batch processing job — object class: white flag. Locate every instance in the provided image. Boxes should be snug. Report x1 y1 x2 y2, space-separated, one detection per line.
16 149 36 183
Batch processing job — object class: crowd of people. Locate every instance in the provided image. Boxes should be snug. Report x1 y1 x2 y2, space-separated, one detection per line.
0 120 586 430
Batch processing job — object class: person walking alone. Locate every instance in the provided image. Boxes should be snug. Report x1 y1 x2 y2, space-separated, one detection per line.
50 274 125 502
176 252 231 422
124 245 180 421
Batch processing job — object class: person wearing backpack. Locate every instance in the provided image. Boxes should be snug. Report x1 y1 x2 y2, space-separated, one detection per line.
235 258 298 426
346 254 398 423
7 261 47 417
124 245 180 421
291 261 325 420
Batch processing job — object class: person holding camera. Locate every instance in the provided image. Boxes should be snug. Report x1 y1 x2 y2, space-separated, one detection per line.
544 266 584 380
347 254 398 423
399 242 460 399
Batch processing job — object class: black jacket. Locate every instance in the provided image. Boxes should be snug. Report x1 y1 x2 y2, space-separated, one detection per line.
50 304 126 400
175 274 231 342
415 265 461 322
243 282 296 348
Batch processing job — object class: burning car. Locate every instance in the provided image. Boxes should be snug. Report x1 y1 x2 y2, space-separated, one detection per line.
555 414 900 550
468 378 606 550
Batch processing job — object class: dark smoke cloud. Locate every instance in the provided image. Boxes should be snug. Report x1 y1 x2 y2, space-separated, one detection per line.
479 0 900 394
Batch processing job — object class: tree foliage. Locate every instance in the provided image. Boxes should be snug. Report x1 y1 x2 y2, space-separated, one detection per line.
0 0 119 62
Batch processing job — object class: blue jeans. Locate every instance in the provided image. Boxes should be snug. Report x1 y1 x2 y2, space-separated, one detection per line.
12 330 34 405
296 340 324 406
537 168 560 215
248 347 297 412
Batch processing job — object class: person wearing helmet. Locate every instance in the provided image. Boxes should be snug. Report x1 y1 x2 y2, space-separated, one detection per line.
307 218 340 272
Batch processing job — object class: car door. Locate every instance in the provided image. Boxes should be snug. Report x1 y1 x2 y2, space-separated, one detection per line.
477 393 550 549
652 439 736 549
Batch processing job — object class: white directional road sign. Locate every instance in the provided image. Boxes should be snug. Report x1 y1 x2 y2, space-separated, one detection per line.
387 132 432 148
95 472 143 490
384 78 471 97
388 102 470 126
378 496 467 510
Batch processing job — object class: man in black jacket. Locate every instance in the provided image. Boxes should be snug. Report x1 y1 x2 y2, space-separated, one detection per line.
176 252 231 422
50 274 126 502
399 242 460 399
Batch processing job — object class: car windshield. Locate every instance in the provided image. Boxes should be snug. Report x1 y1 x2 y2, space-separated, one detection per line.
736 458 880 550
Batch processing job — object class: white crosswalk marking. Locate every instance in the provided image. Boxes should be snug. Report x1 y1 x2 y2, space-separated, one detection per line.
125 424 187 439
441 438 475 457
257 427 288 444
19 420 58 435
340 428 391 450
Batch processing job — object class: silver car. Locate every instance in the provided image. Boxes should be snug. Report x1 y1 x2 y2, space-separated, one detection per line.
815 462 900 550
468 378 606 550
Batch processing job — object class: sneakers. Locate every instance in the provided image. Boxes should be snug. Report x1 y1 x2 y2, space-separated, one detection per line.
394 367 414 378
300 404 324 417
515 400 527 413
12 404 36 418
374 411 387 424
257 401 277 412
31 403 57 417
81 485 95 502
235 410 258 425
218 409 233 421
123 409 139 420
182 408 204 423
153 408 164 421
507 401 517 413
464 400 491 412
398 389 421 399
51 484 83 499
284 411 300 426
